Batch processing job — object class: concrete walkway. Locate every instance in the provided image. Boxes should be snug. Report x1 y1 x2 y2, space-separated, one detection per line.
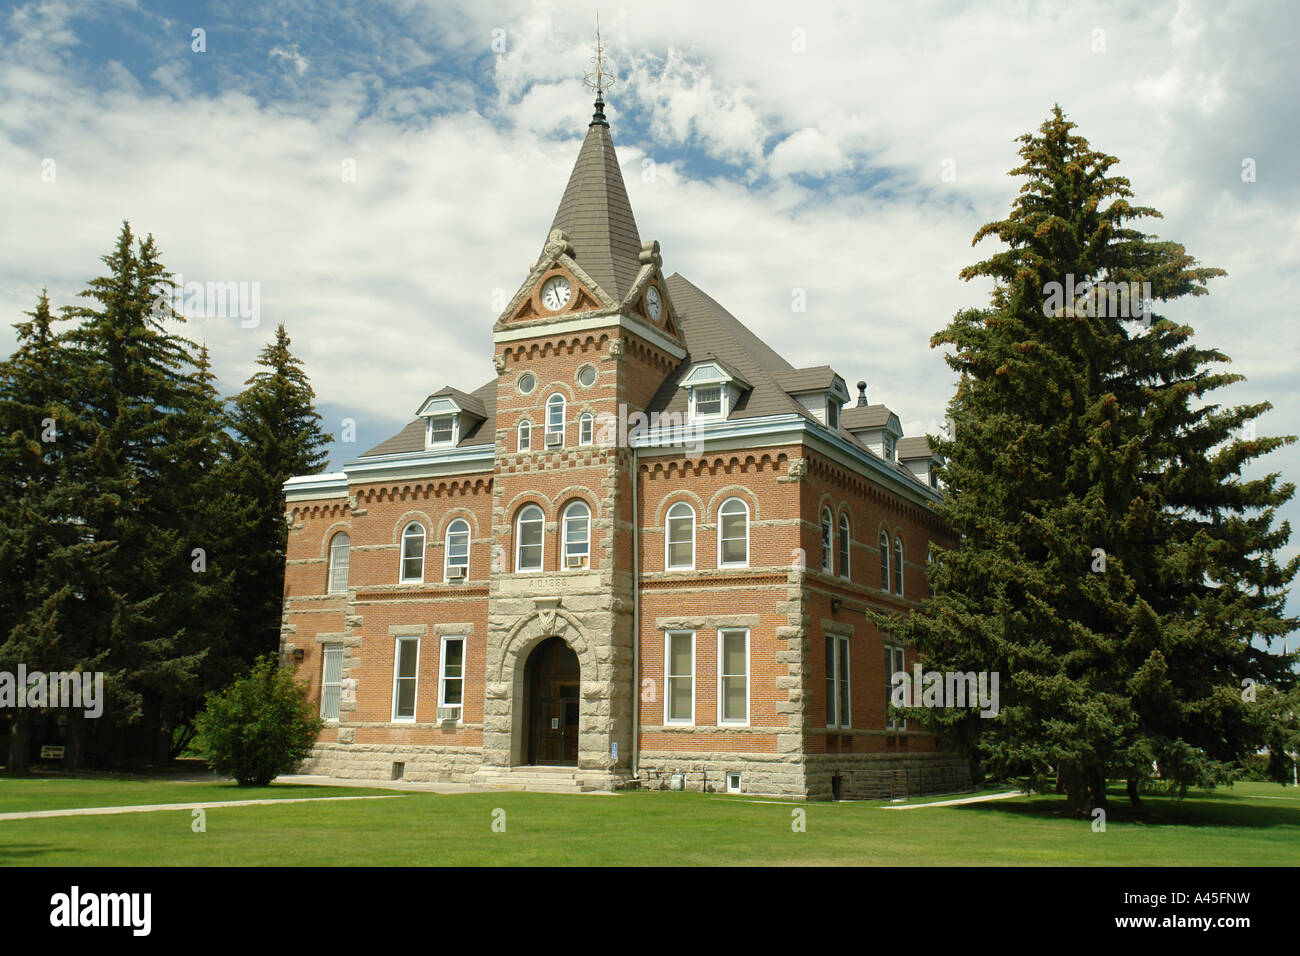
0 794 405 822
880 790 1024 810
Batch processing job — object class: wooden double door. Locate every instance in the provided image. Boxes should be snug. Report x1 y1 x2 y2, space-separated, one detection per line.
525 637 580 766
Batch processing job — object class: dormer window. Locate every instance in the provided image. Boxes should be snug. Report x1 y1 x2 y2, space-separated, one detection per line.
680 359 749 424
884 435 896 461
827 400 839 430
427 415 456 447
694 386 723 417
416 389 486 452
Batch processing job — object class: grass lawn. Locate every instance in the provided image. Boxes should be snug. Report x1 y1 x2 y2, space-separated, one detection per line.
0 774 395 814
1 776 1297 866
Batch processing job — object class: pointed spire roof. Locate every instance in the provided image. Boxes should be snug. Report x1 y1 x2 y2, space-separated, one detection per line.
544 96 644 302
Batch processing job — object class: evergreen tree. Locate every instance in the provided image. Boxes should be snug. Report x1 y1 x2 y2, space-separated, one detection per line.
54 222 233 766
885 107 1297 815
0 292 104 771
227 324 331 664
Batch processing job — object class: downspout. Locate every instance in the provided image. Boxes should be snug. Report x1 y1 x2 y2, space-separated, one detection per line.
631 444 640 781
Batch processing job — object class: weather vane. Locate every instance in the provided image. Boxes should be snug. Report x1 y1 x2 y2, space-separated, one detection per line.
583 12 614 96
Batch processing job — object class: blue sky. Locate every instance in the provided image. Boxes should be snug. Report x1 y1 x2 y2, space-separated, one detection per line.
2 0 1298 643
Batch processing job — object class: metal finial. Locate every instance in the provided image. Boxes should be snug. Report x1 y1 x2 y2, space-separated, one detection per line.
583 12 614 126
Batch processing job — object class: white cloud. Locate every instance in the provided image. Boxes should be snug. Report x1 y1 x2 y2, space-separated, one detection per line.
0 0 1296 600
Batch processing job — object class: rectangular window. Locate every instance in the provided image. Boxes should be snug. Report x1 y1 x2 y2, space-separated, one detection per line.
827 400 839 429
320 644 343 721
392 637 419 722
826 635 850 728
694 385 722 417
429 415 455 445
718 629 749 724
665 631 694 724
579 415 593 445
439 636 464 716
885 645 906 731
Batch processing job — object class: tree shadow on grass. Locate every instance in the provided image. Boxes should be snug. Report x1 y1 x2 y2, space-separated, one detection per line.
0 843 59 863
950 788 1300 830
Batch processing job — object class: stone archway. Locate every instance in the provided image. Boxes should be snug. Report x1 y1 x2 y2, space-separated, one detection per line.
481 602 602 769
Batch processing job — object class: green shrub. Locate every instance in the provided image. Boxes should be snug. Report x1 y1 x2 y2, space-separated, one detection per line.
194 655 324 786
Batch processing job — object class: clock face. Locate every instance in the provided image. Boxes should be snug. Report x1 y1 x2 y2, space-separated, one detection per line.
541 276 572 311
646 285 662 320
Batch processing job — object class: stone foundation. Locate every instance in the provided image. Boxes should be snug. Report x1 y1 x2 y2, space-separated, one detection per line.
301 742 482 783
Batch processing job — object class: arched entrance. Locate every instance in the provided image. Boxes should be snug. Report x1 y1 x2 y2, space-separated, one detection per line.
524 636 580 766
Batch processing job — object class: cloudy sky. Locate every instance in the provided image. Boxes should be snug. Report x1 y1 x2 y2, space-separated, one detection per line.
3 0 1298 633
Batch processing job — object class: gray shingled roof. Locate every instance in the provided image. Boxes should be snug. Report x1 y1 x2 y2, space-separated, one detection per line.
545 120 643 302
841 403 896 431
896 436 934 460
362 379 497 457
773 366 842 394
421 385 487 420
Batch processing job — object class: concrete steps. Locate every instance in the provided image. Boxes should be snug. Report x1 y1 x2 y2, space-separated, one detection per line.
475 766 597 794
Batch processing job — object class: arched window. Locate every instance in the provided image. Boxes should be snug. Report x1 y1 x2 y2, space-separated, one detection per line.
328 532 351 593
399 522 425 583
579 412 594 445
838 514 851 579
718 498 749 567
545 394 566 446
879 531 890 592
445 518 470 581
666 502 696 570
894 537 904 595
562 501 591 569
517 419 531 452
820 508 833 573
515 505 545 572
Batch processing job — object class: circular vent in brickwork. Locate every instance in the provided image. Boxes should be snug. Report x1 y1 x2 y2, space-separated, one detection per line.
577 365 597 387
518 372 536 394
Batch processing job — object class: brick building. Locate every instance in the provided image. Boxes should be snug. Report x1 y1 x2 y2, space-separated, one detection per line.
280 88 970 799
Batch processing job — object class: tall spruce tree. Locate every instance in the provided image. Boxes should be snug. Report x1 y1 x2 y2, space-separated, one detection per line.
885 107 1297 815
227 324 331 665
54 222 234 766
0 292 110 771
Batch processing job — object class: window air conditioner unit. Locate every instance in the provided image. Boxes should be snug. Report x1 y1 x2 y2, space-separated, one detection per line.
545 431 563 448
436 706 460 722
446 565 466 580
566 555 586 569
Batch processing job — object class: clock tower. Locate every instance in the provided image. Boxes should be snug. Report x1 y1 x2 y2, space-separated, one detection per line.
474 71 687 784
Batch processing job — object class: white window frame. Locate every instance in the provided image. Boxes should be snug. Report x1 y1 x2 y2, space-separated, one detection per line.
726 772 742 793
665 502 696 570
438 635 465 723
391 636 420 723
426 413 458 448
444 518 470 581
328 532 350 594
691 384 725 420
885 644 906 730
579 412 594 445
717 497 749 568
838 514 851 580
717 628 750 726
546 393 566 445
826 635 851 728
515 504 545 573
664 630 695 726
562 500 591 569
399 521 425 583
894 537 904 596
320 644 343 721
820 507 833 573
517 419 531 452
